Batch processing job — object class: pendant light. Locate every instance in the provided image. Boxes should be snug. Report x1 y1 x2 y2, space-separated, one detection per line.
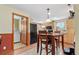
46 8 51 22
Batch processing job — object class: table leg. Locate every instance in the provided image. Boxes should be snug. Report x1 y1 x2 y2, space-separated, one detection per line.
51 36 55 55
56 36 60 48
37 35 39 53
62 35 64 53
46 40 48 55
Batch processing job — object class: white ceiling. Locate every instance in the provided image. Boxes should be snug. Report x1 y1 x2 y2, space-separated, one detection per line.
7 4 73 23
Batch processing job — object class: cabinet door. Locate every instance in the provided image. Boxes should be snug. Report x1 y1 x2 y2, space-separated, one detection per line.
64 19 75 48
66 19 74 29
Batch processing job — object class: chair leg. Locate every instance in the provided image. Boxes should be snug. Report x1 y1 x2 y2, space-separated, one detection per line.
37 36 39 53
40 41 42 55
46 42 48 55
55 39 58 48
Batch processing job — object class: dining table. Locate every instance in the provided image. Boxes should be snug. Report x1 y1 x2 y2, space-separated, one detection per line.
37 32 64 55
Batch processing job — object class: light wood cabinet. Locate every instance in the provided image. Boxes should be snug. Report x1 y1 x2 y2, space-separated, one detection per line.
64 19 75 48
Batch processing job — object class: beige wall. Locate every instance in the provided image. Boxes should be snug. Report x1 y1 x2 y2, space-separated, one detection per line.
74 4 79 54
0 5 30 34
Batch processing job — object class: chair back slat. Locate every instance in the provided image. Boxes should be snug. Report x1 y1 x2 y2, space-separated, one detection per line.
39 30 47 39
54 31 60 33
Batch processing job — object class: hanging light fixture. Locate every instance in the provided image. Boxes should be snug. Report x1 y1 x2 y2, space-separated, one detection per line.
46 8 51 22
47 8 50 19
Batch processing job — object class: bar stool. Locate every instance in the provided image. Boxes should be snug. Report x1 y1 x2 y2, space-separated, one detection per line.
38 30 52 55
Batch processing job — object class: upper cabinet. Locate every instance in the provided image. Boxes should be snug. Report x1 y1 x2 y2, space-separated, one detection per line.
66 19 74 29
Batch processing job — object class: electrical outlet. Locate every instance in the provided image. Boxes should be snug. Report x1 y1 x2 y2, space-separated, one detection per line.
3 46 7 50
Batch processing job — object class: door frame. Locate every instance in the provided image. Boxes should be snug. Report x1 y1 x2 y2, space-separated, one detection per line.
12 13 29 50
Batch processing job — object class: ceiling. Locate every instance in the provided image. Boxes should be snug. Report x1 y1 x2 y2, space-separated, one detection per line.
7 4 73 23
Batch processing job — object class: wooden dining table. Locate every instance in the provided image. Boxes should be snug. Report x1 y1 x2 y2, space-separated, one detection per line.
37 32 64 55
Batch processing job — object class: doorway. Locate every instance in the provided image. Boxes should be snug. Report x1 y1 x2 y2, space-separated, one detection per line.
12 13 28 50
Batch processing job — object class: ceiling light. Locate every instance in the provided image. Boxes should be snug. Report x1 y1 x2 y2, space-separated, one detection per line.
42 25 45 29
46 19 51 22
48 12 51 15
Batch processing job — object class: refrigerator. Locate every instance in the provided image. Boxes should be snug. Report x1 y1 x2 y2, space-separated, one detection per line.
30 23 37 44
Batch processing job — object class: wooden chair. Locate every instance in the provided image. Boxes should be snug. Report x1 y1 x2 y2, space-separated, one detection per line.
54 31 61 48
38 30 52 55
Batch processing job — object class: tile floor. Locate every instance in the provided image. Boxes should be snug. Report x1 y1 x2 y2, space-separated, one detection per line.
13 43 63 55
14 43 26 50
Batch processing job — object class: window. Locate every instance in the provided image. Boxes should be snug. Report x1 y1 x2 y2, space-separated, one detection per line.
56 21 66 30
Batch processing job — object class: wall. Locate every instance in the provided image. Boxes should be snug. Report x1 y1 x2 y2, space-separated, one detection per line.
0 5 30 54
0 5 12 33
74 4 79 54
0 34 13 55
0 5 30 33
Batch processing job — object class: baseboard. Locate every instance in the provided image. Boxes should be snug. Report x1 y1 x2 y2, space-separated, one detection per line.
14 42 20 44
